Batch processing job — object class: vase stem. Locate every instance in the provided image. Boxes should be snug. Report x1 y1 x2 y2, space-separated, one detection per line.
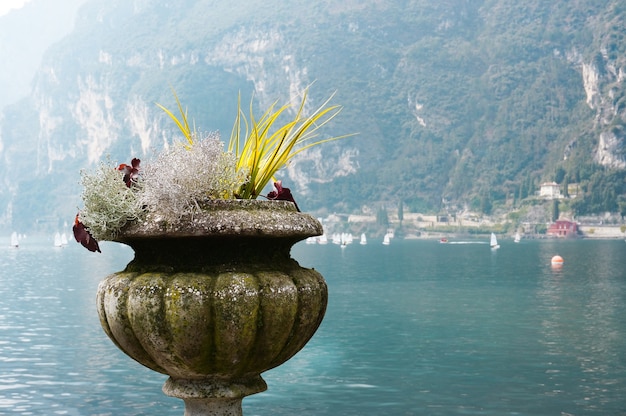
182 398 242 416
163 376 267 416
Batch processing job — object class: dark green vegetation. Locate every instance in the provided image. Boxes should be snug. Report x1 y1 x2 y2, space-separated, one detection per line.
1 0 625 232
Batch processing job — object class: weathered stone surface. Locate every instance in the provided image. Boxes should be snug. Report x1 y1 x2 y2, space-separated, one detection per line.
98 267 326 378
115 200 323 240
96 201 328 415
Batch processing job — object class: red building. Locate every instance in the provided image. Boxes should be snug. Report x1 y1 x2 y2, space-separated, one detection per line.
547 220 579 238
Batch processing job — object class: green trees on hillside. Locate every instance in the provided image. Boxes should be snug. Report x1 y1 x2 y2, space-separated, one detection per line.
571 170 626 215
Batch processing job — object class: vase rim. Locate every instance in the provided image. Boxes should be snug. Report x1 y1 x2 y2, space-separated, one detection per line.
113 199 323 242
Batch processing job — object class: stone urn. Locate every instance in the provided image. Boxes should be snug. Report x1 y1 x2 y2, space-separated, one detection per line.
96 200 328 416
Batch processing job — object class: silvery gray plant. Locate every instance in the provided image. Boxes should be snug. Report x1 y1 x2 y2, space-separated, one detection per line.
78 132 247 241
139 132 247 222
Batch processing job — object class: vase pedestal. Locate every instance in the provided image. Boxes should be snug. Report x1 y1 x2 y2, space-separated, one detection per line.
178 399 241 416
163 376 267 416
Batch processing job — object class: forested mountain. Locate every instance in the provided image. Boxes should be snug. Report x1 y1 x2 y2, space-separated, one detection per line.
1 0 625 232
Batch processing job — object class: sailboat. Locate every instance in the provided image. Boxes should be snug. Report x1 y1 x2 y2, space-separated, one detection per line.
54 232 63 247
514 232 521 243
490 232 500 250
360 233 367 245
10 231 19 247
382 233 391 245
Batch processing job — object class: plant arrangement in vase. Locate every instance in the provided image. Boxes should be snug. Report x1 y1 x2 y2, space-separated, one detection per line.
74 88 351 252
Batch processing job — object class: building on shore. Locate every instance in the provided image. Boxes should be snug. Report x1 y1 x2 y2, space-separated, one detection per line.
547 219 579 238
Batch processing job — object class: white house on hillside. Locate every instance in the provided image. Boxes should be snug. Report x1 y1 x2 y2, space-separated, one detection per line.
539 182 562 199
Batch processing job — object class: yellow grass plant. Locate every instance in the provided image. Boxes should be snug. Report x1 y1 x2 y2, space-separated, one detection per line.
228 88 352 199
156 89 196 148
158 87 351 200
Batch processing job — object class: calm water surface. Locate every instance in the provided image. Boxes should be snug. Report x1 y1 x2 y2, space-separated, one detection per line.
1 236 625 415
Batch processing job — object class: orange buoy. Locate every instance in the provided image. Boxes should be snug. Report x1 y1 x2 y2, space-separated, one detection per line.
551 255 564 266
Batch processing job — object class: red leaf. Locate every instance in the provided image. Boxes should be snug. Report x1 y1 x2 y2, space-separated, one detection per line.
118 158 141 187
73 214 101 253
267 181 300 212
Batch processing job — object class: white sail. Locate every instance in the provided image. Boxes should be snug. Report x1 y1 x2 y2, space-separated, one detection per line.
382 233 391 245
490 233 500 249
514 232 521 243
360 233 367 245
54 232 63 247
10 232 19 247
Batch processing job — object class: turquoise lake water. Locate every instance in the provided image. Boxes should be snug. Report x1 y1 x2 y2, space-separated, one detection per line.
1 236 625 415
